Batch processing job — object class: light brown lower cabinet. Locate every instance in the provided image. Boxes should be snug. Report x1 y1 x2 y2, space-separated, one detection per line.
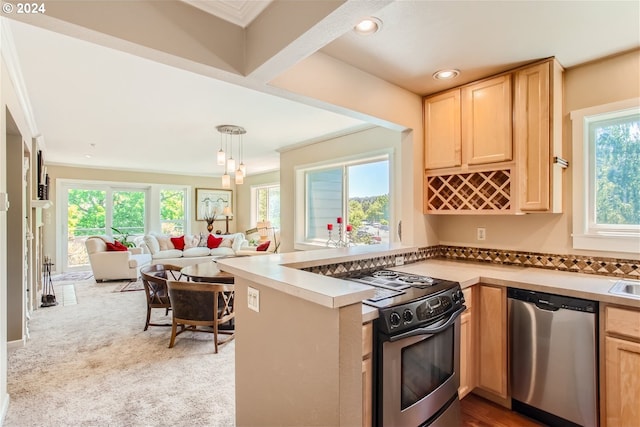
362 322 373 427
603 305 640 427
459 286 476 399
477 284 508 399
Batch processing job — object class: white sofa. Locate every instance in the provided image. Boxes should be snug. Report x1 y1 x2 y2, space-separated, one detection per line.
136 232 248 267
235 231 280 256
85 236 152 281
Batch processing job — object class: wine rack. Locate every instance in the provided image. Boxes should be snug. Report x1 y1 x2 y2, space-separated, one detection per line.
426 170 512 213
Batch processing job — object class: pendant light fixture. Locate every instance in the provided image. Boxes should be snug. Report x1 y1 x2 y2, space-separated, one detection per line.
216 131 225 166
216 125 247 189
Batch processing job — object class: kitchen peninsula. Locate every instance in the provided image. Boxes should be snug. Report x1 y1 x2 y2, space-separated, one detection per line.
217 244 408 427
218 245 639 427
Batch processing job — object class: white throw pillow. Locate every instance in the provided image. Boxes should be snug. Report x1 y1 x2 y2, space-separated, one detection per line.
143 235 160 255
156 236 173 251
183 234 199 249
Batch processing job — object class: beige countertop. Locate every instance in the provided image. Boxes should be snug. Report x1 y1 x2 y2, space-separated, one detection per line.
217 246 640 321
391 259 640 309
217 243 414 309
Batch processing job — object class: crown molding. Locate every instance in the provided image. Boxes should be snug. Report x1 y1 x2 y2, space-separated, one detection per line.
180 0 272 28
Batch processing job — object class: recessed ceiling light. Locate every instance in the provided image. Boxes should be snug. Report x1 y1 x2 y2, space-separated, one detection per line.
354 17 382 35
433 69 460 80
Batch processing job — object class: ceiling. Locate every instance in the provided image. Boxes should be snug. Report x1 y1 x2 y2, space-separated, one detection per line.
4 1 639 178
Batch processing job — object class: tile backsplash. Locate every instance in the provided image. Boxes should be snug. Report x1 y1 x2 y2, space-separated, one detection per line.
302 245 639 280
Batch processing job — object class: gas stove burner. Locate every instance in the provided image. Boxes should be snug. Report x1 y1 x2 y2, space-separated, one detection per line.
373 270 399 279
398 275 435 285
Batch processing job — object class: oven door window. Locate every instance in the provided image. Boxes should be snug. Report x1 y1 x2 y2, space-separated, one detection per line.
401 326 454 410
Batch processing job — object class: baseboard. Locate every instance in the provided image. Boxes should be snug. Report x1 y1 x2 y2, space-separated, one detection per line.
6 337 25 352
0 393 10 426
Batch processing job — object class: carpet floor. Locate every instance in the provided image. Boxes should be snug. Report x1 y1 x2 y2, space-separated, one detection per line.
4 278 236 427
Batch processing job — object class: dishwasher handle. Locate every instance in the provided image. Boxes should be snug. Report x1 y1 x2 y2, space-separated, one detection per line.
534 299 560 311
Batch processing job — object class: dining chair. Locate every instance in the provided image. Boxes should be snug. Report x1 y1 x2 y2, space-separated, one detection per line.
140 264 183 331
166 280 235 353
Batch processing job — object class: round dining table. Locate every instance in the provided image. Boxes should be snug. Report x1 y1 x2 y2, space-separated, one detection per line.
180 262 235 283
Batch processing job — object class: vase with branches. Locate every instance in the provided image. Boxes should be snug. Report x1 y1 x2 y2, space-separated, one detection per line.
202 200 218 232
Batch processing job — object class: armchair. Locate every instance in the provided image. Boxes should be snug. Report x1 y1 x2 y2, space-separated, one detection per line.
140 264 183 331
85 236 152 281
167 280 235 353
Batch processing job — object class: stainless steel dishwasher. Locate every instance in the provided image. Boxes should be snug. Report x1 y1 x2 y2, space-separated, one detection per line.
508 288 598 427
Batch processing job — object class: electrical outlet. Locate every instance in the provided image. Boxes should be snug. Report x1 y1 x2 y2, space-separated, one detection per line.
0 192 9 212
247 287 260 312
477 227 486 241
395 256 404 266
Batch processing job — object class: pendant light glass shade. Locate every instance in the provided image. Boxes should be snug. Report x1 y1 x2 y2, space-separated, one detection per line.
239 162 246 176
217 149 225 166
221 173 231 189
227 157 236 174
235 168 244 184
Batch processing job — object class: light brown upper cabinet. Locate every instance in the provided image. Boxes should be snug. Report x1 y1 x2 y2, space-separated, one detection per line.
515 59 564 213
424 90 462 169
424 75 512 171
462 75 513 166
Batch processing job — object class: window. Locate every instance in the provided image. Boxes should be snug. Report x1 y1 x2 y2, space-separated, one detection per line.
64 185 148 269
160 188 186 234
571 98 640 253
60 180 191 271
297 155 390 248
112 189 146 235
254 184 280 229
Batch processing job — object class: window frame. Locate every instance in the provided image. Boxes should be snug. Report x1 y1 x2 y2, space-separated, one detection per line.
251 183 280 229
570 97 640 254
294 151 393 250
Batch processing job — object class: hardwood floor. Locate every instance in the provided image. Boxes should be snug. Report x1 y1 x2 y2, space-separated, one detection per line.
460 394 546 427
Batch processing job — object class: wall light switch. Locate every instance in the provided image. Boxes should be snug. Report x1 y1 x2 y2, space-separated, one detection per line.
248 287 260 312
477 227 486 241
395 256 405 266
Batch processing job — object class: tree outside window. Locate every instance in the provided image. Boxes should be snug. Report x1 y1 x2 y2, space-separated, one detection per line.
160 189 185 235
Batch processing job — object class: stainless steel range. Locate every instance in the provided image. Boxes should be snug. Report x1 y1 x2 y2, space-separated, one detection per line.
349 270 466 427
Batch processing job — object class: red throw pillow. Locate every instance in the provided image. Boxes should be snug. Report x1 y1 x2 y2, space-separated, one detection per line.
256 241 270 252
170 236 185 250
106 241 128 252
207 234 223 249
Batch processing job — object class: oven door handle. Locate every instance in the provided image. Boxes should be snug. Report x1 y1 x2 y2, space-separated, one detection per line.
389 305 466 342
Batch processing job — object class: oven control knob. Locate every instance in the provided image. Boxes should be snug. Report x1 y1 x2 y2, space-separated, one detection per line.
389 312 401 327
403 309 414 323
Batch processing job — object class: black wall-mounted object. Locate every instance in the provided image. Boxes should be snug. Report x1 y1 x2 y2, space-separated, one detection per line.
37 150 49 200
